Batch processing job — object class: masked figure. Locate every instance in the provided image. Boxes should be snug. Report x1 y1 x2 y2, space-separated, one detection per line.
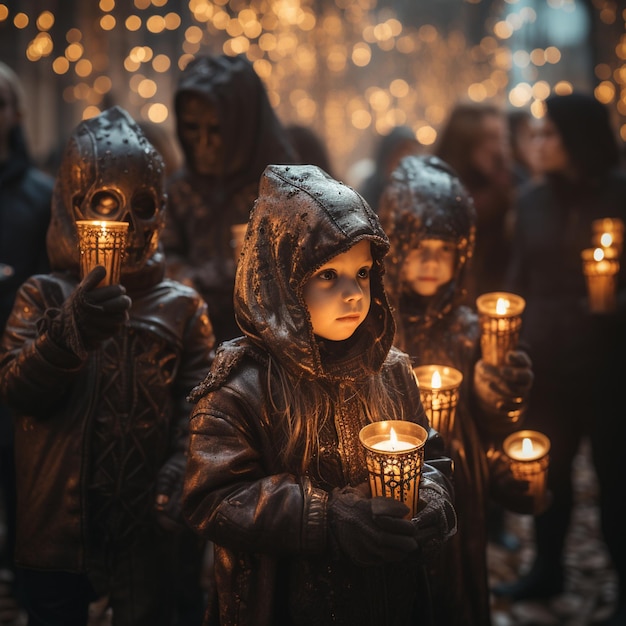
162 54 297 346
0 106 214 626
379 155 534 626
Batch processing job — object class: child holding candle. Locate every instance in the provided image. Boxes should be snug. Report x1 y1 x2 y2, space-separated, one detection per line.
182 164 457 626
0 106 215 625
378 154 535 626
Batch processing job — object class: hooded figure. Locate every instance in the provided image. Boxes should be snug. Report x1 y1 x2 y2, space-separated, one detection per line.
162 53 297 345
379 154 535 626
494 94 626 625
182 164 457 626
0 106 214 625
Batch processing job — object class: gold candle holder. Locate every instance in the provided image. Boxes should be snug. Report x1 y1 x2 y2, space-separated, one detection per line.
412 365 463 444
76 220 129 286
359 420 428 518
592 217 624 256
230 223 248 264
476 292 526 366
503 429 550 514
581 247 619 314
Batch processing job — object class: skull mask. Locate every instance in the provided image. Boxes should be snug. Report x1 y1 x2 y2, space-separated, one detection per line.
51 106 166 275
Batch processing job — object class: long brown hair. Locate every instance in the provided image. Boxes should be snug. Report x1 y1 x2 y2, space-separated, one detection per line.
267 351 407 474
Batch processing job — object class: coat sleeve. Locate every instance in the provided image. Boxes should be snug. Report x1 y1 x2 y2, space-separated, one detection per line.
0 276 86 414
182 377 328 556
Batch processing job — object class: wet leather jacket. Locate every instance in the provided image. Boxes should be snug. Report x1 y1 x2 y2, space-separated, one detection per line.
0 258 213 571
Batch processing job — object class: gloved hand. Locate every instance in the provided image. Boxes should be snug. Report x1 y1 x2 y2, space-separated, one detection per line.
327 486 418 566
45 266 131 353
474 350 533 432
411 476 457 561
155 452 187 532
487 446 536 515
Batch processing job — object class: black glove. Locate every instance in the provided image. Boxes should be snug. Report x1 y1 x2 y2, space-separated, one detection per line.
411 476 457 561
46 266 132 353
487 447 536 515
474 350 533 432
155 452 187 532
327 486 418 566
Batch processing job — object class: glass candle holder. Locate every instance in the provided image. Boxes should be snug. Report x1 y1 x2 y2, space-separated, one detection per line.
412 365 463 444
592 217 624 257
476 292 526 366
230 223 248 264
76 220 129 286
581 247 619 314
503 429 550 515
359 420 428 518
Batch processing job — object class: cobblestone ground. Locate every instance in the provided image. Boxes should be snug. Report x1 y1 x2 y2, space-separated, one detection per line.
488 438 618 626
1 438 617 626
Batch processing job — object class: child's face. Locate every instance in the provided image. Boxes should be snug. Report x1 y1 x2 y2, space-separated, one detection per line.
303 239 373 341
401 238 455 297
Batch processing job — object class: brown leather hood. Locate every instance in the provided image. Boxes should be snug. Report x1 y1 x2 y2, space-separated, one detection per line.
234 164 394 381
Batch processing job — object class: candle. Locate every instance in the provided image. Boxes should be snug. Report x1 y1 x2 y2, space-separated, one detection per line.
592 217 624 256
581 247 619 313
503 429 550 514
476 291 525 366
370 427 418 452
359 420 428 517
76 220 129 286
413 365 463 446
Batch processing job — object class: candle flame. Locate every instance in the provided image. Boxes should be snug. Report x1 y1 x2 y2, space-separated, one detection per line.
389 427 398 451
522 437 534 456
495 297 510 315
600 232 613 248
593 247 605 262
431 370 442 389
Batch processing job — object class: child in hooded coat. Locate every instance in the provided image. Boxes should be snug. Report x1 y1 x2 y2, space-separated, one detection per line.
182 164 457 626
378 154 535 626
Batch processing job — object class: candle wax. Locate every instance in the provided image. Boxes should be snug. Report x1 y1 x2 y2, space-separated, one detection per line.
370 439 416 452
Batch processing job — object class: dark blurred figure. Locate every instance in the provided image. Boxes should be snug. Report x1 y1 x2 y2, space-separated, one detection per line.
286 123 335 177
494 93 626 626
0 61 53 623
358 125 422 214
162 54 297 347
434 102 514 304
507 109 539 189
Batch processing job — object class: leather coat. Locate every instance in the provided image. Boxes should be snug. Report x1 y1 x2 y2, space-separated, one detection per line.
183 164 455 626
0 109 214 573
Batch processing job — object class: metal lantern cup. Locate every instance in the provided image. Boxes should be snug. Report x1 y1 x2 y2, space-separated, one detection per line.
476 292 526 366
592 217 624 257
359 420 428 518
503 429 551 515
76 220 129 286
412 365 463 444
230 223 248 264
581 247 620 314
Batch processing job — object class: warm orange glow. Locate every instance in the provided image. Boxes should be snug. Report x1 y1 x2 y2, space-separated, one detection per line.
495 298 510 315
431 370 442 389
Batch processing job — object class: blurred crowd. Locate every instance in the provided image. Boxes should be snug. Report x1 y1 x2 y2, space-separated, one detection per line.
1 52 625 626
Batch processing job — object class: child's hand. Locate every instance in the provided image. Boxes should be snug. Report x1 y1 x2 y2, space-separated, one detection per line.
327 486 417 566
411 477 457 561
473 350 533 431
